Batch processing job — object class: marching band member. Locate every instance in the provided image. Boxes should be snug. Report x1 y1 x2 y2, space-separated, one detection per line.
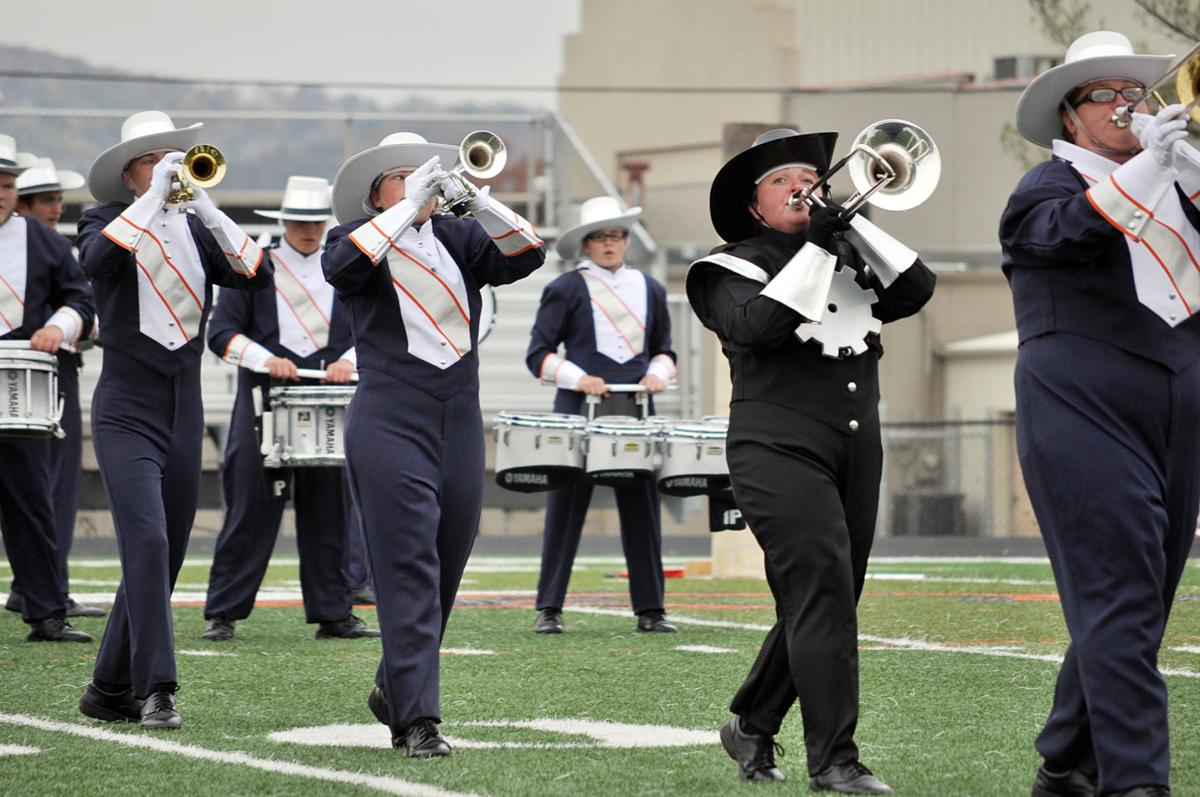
323 132 545 756
1001 31 1200 797
525 196 677 635
75 111 271 730
686 129 934 790
201 176 378 642
7 157 105 620
0 136 94 643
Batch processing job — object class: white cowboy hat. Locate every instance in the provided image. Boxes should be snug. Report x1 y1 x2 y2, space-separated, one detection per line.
330 132 458 223
16 157 87 196
255 175 333 222
0 135 38 176
555 196 643 260
87 111 203 204
1015 31 1173 149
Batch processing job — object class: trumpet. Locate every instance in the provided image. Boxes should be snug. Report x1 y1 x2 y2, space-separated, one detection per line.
1112 41 1200 132
433 130 506 217
166 144 227 207
788 119 941 218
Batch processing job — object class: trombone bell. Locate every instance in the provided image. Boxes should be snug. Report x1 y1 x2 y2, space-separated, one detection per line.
845 120 941 212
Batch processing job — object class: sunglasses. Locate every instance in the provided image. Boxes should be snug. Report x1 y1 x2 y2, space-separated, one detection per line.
1071 86 1144 107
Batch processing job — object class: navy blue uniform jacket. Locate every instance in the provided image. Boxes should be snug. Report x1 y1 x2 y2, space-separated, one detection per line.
77 202 273 376
322 213 545 400
999 156 1200 372
1 217 93 342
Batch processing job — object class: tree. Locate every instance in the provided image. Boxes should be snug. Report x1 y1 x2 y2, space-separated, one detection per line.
1132 0 1200 40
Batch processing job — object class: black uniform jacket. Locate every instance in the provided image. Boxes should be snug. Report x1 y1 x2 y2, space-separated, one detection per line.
687 227 935 433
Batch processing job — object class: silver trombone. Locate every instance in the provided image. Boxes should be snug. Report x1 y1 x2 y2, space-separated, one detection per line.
1112 41 1200 131
434 130 506 216
788 119 941 218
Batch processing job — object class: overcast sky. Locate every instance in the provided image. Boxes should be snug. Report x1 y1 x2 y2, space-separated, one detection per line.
0 0 582 108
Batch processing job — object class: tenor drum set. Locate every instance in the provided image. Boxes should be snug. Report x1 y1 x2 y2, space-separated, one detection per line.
493 384 731 499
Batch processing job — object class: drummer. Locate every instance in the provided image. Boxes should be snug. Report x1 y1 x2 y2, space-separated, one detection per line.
0 134 95 643
525 196 677 635
201 176 378 642
6 156 105 621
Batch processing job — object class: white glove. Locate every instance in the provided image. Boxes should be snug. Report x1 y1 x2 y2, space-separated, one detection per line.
1135 104 1189 170
404 156 442 208
186 184 224 228
440 174 489 212
148 151 185 203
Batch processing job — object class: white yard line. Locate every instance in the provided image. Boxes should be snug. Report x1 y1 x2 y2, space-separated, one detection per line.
674 645 737 654
0 713 483 797
567 607 1200 680
1173 645 1200 655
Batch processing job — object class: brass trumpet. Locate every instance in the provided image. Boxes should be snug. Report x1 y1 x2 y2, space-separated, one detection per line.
434 130 506 217
167 144 227 206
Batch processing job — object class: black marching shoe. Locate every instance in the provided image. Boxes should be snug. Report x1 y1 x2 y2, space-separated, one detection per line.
79 682 143 723
719 717 785 782
26 617 92 643
352 585 377 606
140 690 181 730
201 618 235 641
396 718 452 758
1108 787 1171 797
636 609 677 633
368 686 389 725
534 608 564 634
5 589 23 613
1031 764 1097 797
315 614 381 639
809 760 893 794
65 597 106 618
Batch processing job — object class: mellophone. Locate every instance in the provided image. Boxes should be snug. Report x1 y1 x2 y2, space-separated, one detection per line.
253 367 357 468
0 340 67 440
493 384 730 497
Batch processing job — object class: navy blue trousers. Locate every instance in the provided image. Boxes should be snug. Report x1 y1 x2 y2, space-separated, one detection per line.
344 373 482 732
204 388 352 624
1016 334 1200 794
726 400 882 776
536 391 665 614
342 493 371 592
0 435 64 623
91 350 202 698
9 350 81 604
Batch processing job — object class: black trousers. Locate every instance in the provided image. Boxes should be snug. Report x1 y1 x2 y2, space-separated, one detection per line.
725 399 882 776
1017 334 1199 794
0 435 63 623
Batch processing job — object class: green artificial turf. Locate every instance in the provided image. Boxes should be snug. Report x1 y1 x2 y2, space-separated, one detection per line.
0 557 1197 796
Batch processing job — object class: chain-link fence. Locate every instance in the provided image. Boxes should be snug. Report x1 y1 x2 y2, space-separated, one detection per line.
880 418 1037 539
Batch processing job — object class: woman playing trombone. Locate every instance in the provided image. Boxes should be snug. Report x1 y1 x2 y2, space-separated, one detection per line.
686 128 934 791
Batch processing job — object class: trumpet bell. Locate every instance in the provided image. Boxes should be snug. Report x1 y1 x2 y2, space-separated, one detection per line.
846 120 940 212
183 144 226 189
458 130 506 180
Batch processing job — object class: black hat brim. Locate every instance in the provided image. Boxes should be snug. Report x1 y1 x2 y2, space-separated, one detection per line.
709 131 838 243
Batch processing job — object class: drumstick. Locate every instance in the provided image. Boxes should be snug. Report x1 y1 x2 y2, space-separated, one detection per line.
249 365 359 381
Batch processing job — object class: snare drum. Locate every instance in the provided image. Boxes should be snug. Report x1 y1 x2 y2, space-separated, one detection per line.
493 412 587 492
0 343 63 439
585 416 657 486
261 386 355 467
657 419 729 497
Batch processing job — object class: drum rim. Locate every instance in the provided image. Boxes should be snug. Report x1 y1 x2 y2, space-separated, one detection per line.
496 411 587 429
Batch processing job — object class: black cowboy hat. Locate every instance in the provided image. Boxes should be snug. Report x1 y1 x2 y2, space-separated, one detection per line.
709 128 838 243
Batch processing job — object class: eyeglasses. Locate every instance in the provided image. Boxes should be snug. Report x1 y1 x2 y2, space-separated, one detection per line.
585 231 628 243
1071 86 1144 107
